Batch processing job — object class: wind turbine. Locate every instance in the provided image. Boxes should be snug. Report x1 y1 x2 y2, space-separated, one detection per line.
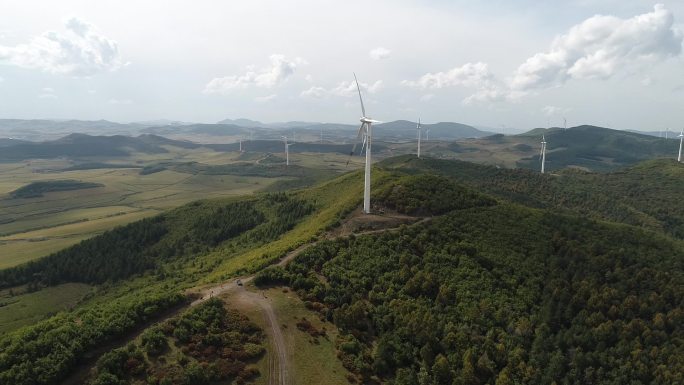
239 138 243 152
351 73 380 214
425 126 430 141
417 118 422 158
540 135 547 174
563 117 567 130
281 135 291 166
678 128 683 163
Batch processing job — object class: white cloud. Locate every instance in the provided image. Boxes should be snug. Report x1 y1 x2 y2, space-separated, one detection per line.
300 86 327 98
0 17 123 76
511 4 683 91
420 94 435 102
369 47 391 60
304 74 313 82
542 105 571 116
402 62 514 104
0 76 4 83
254 94 277 102
402 5 683 105
108 98 132 105
641 76 654 86
87 89 96 94
204 54 305 94
300 79 383 98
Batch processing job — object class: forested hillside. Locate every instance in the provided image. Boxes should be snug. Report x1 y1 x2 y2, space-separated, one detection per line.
261 196 684 384
382 156 684 238
0 192 315 385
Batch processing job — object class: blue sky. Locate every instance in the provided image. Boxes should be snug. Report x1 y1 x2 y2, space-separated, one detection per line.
1 0 683 132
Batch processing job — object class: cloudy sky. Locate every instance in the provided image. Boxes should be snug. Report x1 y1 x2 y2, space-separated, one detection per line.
1 0 684 131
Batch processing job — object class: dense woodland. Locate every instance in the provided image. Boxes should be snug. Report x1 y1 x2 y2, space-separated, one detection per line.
382 156 684 239
260 205 684 384
88 299 264 385
257 172 684 384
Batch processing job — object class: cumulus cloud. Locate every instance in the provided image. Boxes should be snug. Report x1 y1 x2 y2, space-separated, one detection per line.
300 79 383 98
511 4 683 91
254 94 277 102
369 47 391 60
204 54 306 94
401 5 683 104
0 17 124 76
401 62 513 104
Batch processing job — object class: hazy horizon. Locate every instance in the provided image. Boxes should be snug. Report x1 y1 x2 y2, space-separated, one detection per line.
1 1 684 132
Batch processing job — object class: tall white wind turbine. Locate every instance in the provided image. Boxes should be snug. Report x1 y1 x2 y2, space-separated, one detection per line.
540 135 547 174
281 135 290 166
352 73 381 214
678 128 683 163
417 118 422 158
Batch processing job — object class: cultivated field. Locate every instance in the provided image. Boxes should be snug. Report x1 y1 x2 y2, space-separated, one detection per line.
0 146 364 269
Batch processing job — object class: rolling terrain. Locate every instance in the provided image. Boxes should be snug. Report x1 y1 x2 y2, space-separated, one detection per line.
0 154 682 385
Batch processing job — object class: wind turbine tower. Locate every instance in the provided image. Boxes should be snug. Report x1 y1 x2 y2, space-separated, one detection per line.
678 128 683 163
281 136 290 166
417 118 422 158
540 135 547 174
239 138 243 152
352 73 380 214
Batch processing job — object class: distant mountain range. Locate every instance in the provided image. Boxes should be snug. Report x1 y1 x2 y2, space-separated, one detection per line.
0 118 494 142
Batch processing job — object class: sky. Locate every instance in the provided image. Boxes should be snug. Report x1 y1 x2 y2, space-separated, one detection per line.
1 0 683 132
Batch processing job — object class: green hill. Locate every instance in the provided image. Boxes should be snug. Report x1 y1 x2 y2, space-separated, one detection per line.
9 180 104 199
516 125 680 171
381 155 684 238
1 156 684 385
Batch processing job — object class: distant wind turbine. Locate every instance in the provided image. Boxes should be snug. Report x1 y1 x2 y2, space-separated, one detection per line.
350 73 381 214
678 128 683 163
564 117 567 130
540 135 547 174
239 138 243 152
281 135 291 166
417 118 422 158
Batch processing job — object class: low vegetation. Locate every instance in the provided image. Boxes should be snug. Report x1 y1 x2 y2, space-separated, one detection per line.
9 180 103 199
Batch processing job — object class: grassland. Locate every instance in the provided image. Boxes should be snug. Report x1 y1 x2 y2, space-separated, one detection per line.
0 282 92 335
228 286 351 385
0 145 364 269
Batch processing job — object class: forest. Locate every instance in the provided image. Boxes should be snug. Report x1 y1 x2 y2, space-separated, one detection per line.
87 299 264 385
381 156 684 239
257 174 684 384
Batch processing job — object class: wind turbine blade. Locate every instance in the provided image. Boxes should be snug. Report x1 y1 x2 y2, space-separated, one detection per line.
353 73 366 117
346 123 367 166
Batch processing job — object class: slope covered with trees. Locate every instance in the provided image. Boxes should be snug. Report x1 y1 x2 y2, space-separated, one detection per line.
382 156 684 239
261 196 684 384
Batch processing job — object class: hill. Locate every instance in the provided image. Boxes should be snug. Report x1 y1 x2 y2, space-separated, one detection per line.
1 156 684 385
375 120 492 140
381 155 684 238
0 133 202 160
515 125 680 171
9 180 104 199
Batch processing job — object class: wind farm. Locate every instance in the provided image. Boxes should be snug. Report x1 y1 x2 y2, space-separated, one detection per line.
2 2 684 385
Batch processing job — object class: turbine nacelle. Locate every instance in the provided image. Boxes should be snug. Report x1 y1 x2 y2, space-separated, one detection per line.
360 117 381 124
